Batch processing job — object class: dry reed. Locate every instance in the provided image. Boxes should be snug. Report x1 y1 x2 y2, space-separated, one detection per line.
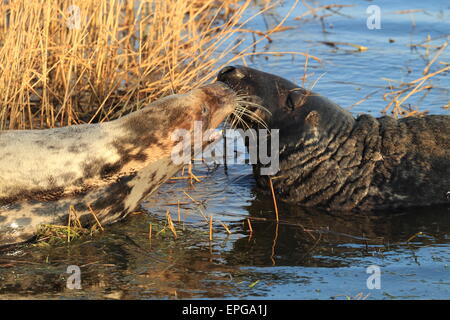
382 60 449 117
166 209 177 239
268 177 279 222
246 218 253 233
0 0 276 130
209 215 213 241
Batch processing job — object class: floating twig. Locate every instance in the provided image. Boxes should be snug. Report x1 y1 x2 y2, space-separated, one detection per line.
166 210 177 239
406 231 424 243
247 218 253 234
220 221 232 235
423 42 448 75
169 176 207 180
320 41 368 52
209 215 213 241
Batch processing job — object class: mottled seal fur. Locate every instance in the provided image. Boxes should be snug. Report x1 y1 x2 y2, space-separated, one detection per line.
218 66 450 211
0 82 236 246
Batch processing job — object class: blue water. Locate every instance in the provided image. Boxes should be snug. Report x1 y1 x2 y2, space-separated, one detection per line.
238 0 449 116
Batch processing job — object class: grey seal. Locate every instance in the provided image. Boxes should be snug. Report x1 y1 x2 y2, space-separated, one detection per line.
0 82 236 246
218 65 450 211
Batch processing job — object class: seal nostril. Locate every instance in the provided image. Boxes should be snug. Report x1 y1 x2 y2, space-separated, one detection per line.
218 66 236 79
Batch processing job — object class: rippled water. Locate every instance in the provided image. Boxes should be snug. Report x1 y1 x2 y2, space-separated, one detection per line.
0 0 449 299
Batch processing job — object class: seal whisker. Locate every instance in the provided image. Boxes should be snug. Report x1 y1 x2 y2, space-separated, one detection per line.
226 97 269 130
235 108 269 130
232 106 269 130
236 95 272 115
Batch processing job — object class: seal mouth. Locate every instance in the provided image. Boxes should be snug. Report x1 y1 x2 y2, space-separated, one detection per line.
207 81 237 107
226 95 270 130
198 81 269 131
214 80 236 96
198 82 237 129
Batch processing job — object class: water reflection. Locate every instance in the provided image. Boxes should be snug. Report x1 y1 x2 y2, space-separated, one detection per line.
1 161 448 299
229 194 450 268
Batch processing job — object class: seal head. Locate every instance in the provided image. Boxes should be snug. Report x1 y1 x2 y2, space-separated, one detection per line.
218 65 355 146
218 66 450 211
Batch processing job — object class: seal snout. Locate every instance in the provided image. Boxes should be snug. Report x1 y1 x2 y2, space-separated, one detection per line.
218 66 236 77
202 81 236 106
212 80 235 96
217 65 246 83
193 82 236 130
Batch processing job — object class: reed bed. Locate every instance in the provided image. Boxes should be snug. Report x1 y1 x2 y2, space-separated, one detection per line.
0 0 279 130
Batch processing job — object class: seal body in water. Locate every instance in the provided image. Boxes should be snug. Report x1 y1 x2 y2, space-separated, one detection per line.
218 66 450 211
0 82 236 246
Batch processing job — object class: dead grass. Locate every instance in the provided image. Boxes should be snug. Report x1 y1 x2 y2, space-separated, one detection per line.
0 0 284 130
382 39 449 118
34 204 104 245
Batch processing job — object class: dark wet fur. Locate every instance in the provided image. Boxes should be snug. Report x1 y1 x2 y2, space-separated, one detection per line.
218 66 450 211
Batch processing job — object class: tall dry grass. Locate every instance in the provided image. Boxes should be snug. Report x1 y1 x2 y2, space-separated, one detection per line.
0 0 276 130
